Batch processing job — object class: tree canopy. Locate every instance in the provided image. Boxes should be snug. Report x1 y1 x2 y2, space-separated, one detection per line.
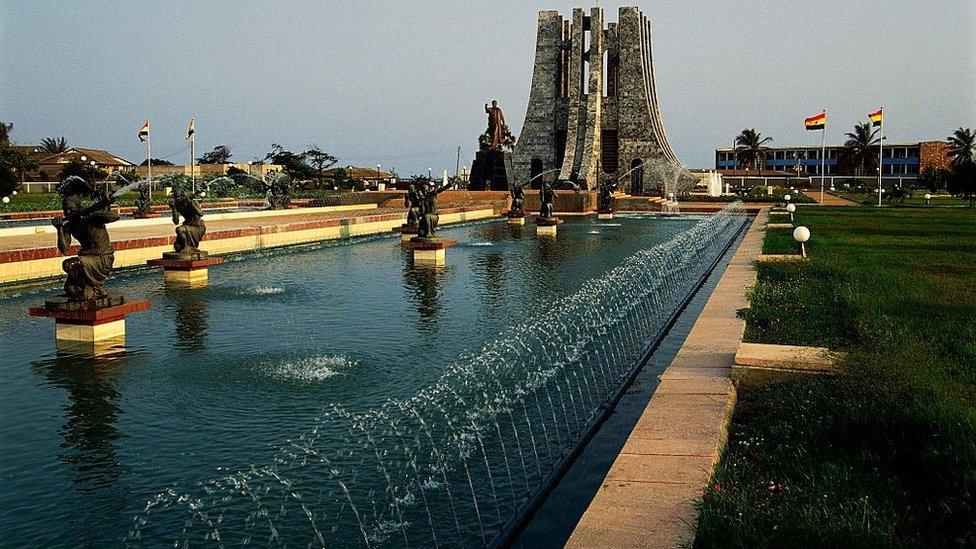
947 127 975 166
264 143 315 181
844 122 880 176
39 137 68 154
139 158 175 166
734 129 772 171
302 145 339 186
198 145 233 164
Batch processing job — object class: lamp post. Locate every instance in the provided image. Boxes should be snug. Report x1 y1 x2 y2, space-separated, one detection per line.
376 164 384 191
793 226 810 257
786 202 796 222
925 193 932 206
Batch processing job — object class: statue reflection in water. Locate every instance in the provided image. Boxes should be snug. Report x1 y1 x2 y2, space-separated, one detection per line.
31 352 128 522
401 262 442 332
170 290 209 353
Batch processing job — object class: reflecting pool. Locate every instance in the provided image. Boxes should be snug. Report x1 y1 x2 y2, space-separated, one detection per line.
0 209 746 546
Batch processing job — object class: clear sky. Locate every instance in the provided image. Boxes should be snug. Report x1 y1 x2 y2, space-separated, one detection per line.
2 1 973 174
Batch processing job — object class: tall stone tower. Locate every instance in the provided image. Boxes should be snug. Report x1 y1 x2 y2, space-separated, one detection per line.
512 6 682 193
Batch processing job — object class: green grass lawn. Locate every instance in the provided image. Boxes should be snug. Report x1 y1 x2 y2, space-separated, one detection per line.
696 206 976 547
835 190 972 207
760 223 798 255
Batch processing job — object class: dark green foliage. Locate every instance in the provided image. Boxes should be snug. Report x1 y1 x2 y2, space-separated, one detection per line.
138 157 175 166
735 129 773 171
844 122 880 176
698 207 976 547
197 145 232 164
264 143 315 181
59 159 107 181
39 136 68 154
947 162 976 206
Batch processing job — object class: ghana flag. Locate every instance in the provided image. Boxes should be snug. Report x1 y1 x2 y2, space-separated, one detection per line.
869 108 883 127
804 111 826 130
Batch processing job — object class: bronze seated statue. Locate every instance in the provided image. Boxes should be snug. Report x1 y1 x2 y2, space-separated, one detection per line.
51 176 120 302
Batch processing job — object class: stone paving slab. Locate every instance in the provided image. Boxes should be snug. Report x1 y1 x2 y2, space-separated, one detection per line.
802 190 859 206
756 253 806 262
567 209 767 548
734 342 840 372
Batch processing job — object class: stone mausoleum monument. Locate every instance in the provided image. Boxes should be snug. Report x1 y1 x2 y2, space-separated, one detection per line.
513 6 684 194
28 176 149 352
468 100 516 191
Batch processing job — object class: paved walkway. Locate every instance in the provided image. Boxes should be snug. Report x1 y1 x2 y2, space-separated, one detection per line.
0 207 393 251
801 190 859 206
0 205 499 285
566 210 767 548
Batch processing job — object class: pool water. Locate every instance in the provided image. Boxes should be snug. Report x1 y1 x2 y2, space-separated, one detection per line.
0 213 741 546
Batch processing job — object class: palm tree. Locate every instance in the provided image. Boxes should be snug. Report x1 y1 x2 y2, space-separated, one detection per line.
844 122 879 176
734 129 772 171
39 136 68 154
947 127 975 166
0 122 11 144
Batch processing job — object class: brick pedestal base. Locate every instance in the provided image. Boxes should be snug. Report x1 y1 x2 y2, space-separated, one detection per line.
147 256 224 288
28 295 150 354
405 237 458 266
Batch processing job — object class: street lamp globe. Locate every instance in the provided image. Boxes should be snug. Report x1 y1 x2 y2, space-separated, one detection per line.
793 226 810 243
784 194 791 202
786 203 796 213
924 193 932 200
11 190 17 196
2 196 9 204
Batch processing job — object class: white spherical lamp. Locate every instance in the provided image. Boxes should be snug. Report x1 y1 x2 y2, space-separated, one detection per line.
784 194 791 202
11 190 17 196
793 226 810 243
925 193 932 200
2 196 9 204
793 225 811 257
786 203 796 213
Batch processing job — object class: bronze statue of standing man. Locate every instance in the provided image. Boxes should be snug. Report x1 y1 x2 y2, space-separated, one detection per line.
485 100 506 150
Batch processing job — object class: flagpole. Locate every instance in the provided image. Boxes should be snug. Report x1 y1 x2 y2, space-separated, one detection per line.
191 128 196 194
147 132 153 202
820 110 826 204
877 108 884 207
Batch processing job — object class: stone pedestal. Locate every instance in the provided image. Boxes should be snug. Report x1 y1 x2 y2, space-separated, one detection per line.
392 224 420 243
405 237 458 266
597 212 614 220
507 215 526 225
147 254 224 288
535 216 563 236
469 149 514 191
28 293 150 354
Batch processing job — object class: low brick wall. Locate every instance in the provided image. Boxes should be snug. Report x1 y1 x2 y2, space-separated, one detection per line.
0 206 498 284
523 190 598 212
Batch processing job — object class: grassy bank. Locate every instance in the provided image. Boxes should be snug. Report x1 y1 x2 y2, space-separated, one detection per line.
696 206 976 547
